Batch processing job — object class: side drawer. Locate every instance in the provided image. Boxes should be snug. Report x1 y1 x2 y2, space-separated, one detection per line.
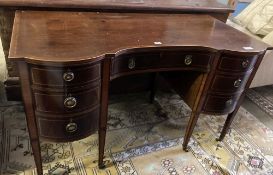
31 63 101 87
202 93 241 114
210 72 251 93
37 107 99 142
34 86 100 114
218 54 258 72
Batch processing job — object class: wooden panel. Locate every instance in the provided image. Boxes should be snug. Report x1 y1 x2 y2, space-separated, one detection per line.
34 86 100 114
37 107 99 142
0 0 234 13
159 71 205 109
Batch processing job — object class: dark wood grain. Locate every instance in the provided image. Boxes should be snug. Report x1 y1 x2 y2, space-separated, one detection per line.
99 57 111 169
17 61 43 175
9 11 271 64
0 0 233 13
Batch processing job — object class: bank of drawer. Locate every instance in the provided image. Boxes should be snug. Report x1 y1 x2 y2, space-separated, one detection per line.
31 63 101 87
34 86 100 114
112 52 212 74
203 94 241 114
210 72 251 93
37 107 99 142
218 55 257 72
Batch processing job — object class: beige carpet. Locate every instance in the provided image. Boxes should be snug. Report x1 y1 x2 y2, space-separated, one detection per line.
1 92 273 175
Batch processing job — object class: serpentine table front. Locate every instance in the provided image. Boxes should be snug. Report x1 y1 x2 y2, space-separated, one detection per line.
9 11 272 175
0 0 234 101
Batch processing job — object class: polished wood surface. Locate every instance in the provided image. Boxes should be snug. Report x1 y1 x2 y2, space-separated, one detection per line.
0 1 233 101
0 0 233 13
10 12 270 64
9 11 272 174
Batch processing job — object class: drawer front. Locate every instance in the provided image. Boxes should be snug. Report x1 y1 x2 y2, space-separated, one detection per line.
31 63 101 87
218 55 257 72
203 94 241 114
112 52 212 75
34 86 100 114
210 72 251 93
112 52 160 74
37 107 99 141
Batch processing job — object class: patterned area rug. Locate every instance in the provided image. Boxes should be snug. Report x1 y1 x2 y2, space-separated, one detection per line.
1 92 273 175
247 85 273 117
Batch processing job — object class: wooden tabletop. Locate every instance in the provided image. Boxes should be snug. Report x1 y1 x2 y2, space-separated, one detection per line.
0 0 233 13
9 11 271 63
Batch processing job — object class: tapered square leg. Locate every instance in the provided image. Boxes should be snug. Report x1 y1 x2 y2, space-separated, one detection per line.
98 128 106 169
98 58 111 169
216 110 237 142
183 111 200 152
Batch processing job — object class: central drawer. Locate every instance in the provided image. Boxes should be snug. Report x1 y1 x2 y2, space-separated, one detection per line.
112 52 212 75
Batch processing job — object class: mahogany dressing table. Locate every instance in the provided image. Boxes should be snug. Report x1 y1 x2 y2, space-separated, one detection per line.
9 11 272 175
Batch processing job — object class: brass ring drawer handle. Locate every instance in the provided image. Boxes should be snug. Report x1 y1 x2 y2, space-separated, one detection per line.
184 55 193 65
66 122 78 133
128 58 136 69
63 72 75 82
64 97 77 108
242 60 250 68
234 79 242 88
226 99 233 106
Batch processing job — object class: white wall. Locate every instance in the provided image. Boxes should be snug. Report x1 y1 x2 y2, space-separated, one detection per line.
218 0 228 5
0 39 7 82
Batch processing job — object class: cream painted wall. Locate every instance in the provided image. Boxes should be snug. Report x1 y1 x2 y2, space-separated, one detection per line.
0 39 7 82
218 0 228 4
